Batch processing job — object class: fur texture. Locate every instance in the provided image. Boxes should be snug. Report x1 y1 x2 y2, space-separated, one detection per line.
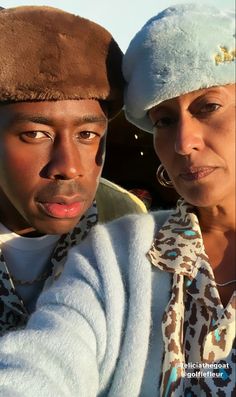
123 4 236 132
0 212 171 396
0 6 124 118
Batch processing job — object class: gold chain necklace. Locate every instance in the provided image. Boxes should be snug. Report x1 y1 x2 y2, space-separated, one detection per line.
216 279 236 287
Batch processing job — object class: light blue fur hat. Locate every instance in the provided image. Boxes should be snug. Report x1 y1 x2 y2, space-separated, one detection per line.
123 3 235 133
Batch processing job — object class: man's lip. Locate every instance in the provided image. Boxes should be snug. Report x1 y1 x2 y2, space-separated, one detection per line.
38 201 85 219
179 166 217 181
37 195 84 205
36 196 86 219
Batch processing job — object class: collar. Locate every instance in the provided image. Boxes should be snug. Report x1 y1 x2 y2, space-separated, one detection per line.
0 200 98 335
147 198 203 279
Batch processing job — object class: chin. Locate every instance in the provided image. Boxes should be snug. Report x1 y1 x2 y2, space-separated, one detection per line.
176 185 226 208
172 172 236 209
33 217 82 235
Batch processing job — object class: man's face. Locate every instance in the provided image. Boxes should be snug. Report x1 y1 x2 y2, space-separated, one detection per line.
0 99 108 235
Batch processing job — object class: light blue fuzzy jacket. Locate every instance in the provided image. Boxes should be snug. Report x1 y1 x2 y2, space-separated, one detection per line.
0 212 172 397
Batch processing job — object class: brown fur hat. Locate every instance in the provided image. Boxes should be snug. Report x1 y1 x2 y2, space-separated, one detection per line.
0 6 124 118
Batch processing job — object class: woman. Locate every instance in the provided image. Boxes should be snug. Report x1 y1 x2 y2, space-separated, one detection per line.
0 4 235 397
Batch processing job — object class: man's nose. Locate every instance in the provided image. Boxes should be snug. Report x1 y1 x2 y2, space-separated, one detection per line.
46 139 83 180
174 116 204 156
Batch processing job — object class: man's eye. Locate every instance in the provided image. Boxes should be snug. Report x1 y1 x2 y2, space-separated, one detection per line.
78 131 98 140
198 103 221 114
21 131 51 141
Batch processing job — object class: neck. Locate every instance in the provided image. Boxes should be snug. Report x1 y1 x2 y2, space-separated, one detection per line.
196 200 236 307
17 228 45 238
197 200 235 234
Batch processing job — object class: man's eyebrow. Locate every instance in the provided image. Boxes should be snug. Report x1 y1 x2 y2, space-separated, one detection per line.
78 115 108 124
10 113 108 126
11 115 55 126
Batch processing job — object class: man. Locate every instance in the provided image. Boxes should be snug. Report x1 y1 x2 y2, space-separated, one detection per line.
0 6 146 335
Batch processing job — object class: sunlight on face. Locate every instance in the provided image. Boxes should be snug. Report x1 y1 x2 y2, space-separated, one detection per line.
149 84 235 208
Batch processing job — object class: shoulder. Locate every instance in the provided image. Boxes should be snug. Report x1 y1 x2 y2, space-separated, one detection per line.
45 210 173 322
95 178 147 223
72 209 173 263
104 208 172 235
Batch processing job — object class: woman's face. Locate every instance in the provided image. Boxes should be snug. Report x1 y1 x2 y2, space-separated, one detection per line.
149 84 235 208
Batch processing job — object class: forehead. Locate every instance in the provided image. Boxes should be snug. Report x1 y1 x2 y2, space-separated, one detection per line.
150 84 235 114
0 99 108 127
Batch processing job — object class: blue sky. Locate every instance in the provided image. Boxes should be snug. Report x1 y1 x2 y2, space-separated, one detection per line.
1 0 235 51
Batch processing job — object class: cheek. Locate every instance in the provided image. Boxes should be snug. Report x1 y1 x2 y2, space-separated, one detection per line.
153 133 173 166
226 144 235 178
0 147 41 192
80 139 106 176
95 135 106 167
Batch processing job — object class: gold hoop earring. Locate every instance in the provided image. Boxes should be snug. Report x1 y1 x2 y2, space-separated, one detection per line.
156 164 173 188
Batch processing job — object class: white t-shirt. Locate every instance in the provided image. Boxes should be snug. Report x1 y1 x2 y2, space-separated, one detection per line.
0 223 60 312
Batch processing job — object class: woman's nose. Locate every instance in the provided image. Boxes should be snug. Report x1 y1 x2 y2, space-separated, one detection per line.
174 117 204 156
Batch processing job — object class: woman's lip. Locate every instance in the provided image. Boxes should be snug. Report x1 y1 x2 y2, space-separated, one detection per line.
179 167 217 181
38 201 84 219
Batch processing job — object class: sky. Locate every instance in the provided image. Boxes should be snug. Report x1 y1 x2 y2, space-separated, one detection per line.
0 0 235 51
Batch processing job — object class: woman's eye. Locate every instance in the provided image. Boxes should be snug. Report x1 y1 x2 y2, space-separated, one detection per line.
198 103 221 114
153 117 176 129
